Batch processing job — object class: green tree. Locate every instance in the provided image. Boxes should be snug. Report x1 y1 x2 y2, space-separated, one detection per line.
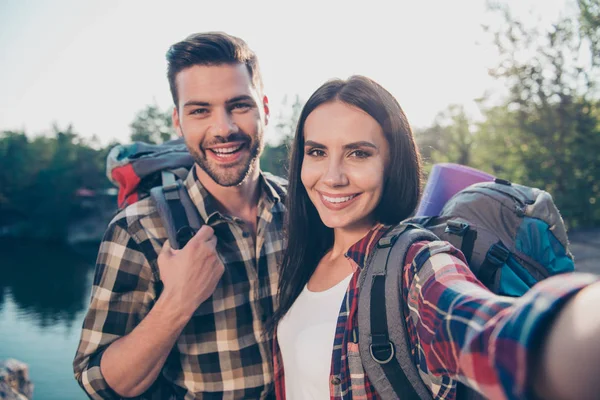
415 105 476 167
260 95 303 178
478 1 600 228
578 0 600 66
0 125 115 240
130 104 176 144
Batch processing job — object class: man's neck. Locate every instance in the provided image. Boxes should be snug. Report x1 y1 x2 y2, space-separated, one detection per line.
194 164 261 227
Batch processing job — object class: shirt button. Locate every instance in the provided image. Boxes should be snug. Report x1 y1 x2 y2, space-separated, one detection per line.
242 231 250 238
330 376 341 386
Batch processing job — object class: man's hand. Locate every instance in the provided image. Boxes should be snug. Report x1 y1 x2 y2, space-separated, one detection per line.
157 225 225 317
97 225 225 398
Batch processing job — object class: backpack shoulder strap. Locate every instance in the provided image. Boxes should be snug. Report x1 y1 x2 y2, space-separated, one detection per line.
358 224 438 400
150 171 204 250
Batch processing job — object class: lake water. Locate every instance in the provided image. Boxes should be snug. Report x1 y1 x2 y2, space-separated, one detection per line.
0 239 97 400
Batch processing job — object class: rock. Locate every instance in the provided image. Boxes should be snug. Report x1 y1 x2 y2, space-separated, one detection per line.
0 360 33 400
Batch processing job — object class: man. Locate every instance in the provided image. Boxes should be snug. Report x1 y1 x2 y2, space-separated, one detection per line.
73 32 286 399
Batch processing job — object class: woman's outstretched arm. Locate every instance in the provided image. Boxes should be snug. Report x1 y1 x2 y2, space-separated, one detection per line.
532 281 600 400
401 240 599 400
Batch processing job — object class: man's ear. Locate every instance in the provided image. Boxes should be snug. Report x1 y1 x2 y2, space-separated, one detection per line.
172 107 183 137
262 95 270 126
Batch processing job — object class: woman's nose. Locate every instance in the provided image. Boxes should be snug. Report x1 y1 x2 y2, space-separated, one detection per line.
322 159 349 187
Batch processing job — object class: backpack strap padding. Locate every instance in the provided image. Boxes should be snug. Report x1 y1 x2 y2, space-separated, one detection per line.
358 225 439 400
150 172 204 250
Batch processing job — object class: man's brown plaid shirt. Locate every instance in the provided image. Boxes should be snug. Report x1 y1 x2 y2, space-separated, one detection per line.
73 169 286 399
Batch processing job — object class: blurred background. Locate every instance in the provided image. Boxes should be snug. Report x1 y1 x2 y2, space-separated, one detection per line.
1 0 599 398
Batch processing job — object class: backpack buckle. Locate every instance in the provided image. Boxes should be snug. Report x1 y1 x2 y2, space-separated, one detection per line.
163 181 181 193
377 235 397 248
486 243 510 266
370 334 395 364
445 220 470 236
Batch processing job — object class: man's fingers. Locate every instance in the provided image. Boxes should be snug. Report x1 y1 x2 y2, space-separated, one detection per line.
161 239 172 254
158 239 173 264
205 235 217 250
193 225 215 243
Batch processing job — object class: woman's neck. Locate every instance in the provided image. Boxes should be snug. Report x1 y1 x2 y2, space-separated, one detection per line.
329 222 379 259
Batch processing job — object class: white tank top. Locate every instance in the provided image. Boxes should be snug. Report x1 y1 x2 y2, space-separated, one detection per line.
277 273 353 400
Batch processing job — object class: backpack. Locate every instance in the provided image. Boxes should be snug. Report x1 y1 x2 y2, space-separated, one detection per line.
106 138 200 249
106 137 286 249
358 178 575 399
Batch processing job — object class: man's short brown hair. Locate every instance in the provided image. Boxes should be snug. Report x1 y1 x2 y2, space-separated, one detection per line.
166 32 263 107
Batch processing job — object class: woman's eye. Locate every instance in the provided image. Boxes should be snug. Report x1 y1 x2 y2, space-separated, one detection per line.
350 150 371 158
306 149 325 157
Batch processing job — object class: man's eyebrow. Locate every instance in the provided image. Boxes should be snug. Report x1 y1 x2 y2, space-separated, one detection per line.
226 95 256 104
183 100 210 108
183 96 256 108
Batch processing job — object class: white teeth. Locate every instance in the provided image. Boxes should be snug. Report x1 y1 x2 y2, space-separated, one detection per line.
322 194 356 204
212 145 243 155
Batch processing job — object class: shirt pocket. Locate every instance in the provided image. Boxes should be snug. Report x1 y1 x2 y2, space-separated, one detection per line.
347 341 371 397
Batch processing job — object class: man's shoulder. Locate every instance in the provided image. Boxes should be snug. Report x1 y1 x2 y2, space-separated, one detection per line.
107 197 165 244
262 172 288 198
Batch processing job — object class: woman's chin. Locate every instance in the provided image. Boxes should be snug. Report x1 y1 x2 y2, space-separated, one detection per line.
319 215 376 232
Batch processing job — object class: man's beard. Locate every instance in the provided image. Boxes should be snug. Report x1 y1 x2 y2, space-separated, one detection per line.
187 131 263 187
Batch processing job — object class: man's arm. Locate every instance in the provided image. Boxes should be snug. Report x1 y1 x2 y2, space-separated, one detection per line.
74 219 223 399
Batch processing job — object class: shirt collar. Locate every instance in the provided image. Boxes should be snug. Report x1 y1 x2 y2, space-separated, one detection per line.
183 167 281 224
345 223 392 270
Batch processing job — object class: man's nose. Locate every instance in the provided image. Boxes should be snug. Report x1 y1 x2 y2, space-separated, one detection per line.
323 159 349 187
210 108 238 136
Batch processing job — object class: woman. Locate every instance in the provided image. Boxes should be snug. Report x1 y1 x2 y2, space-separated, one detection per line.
271 75 600 400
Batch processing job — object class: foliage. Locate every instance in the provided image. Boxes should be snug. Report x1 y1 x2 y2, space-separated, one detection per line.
260 95 303 178
578 0 600 66
130 104 176 144
0 126 115 240
415 105 476 169
415 0 600 228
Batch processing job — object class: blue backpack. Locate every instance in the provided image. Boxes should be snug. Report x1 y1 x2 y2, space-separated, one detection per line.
358 178 575 399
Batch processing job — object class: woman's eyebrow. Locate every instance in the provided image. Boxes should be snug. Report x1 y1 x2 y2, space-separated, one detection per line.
304 140 326 148
343 141 378 150
304 140 378 150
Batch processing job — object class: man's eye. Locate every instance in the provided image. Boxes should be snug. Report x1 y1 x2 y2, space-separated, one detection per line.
190 108 209 115
306 149 325 157
231 103 252 112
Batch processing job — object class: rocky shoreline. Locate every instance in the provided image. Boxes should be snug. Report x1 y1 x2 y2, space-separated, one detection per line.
0 360 33 400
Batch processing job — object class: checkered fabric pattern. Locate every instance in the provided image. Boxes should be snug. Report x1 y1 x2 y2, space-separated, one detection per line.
74 168 286 400
273 225 598 400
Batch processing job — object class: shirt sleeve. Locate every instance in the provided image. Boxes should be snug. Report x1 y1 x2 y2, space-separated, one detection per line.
73 217 158 400
402 240 598 400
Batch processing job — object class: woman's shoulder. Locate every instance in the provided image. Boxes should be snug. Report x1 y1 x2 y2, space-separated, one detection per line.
406 239 463 261
405 239 469 277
